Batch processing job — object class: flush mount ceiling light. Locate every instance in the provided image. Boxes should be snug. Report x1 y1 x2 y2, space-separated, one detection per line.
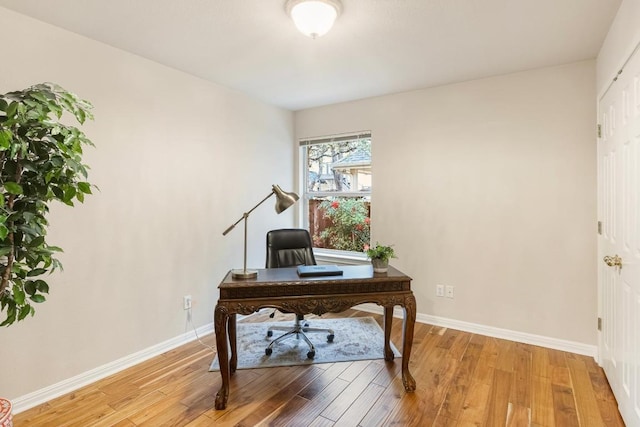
285 0 342 39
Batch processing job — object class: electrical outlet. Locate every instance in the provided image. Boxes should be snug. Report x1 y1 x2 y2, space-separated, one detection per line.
183 295 192 310
436 284 445 297
445 285 454 299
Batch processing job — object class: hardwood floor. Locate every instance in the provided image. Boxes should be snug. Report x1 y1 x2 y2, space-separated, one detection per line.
13 310 625 426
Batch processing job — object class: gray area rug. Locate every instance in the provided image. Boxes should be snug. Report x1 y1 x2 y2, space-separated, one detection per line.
210 316 400 371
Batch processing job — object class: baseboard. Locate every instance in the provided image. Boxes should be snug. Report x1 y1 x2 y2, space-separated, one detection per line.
12 322 214 414
354 304 598 360
13 306 598 414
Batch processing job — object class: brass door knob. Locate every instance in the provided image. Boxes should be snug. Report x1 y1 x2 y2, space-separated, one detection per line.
603 255 623 268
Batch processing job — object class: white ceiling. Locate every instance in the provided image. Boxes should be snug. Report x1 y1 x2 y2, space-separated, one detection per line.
0 0 621 111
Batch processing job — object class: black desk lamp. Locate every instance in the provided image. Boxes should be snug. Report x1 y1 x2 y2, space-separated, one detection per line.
222 184 299 279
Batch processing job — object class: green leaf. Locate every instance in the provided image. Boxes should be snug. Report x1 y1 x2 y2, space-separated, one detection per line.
18 304 32 321
0 305 16 326
6 101 18 117
26 268 47 277
77 182 92 194
30 294 46 303
24 281 37 295
36 280 49 293
4 182 23 195
28 236 45 248
63 186 76 202
0 130 11 150
51 186 64 199
0 224 7 240
12 284 26 305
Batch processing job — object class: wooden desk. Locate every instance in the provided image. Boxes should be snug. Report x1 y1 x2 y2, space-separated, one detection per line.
213 264 416 410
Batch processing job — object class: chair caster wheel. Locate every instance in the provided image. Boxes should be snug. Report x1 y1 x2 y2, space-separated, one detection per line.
307 351 315 359
267 330 273 337
327 334 334 343
265 348 273 356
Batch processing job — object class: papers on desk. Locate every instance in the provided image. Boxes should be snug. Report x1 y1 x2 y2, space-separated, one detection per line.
296 265 344 277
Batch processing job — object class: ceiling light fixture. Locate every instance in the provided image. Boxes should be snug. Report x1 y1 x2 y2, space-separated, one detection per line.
285 0 342 39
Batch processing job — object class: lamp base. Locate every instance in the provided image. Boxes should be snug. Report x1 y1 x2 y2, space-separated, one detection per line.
231 269 258 279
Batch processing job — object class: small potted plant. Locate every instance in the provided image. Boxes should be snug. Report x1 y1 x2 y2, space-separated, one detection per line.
365 242 396 273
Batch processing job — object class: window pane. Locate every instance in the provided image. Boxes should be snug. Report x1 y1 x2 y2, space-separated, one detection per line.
308 196 370 252
302 135 372 253
307 139 371 193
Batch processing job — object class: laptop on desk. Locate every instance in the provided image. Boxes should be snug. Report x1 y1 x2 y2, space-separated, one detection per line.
296 265 344 277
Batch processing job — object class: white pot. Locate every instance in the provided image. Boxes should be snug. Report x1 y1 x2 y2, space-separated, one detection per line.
371 258 389 273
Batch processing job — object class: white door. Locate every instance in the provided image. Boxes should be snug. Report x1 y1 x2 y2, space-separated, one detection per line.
598 45 640 427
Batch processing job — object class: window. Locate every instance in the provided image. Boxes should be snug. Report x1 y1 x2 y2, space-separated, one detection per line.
300 132 371 253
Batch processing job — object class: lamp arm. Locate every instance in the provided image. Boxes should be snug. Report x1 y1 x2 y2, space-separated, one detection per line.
221 189 275 236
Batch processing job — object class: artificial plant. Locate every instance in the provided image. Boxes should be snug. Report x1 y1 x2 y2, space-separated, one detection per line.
0 83 95 326
366 242 396 262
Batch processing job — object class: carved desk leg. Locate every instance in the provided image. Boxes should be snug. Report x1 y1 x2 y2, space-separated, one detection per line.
383 306 395 361
401 293 417 392
214 305 230 410
229 314 237 373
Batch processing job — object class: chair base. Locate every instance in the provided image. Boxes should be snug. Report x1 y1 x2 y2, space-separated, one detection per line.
266 315 334 359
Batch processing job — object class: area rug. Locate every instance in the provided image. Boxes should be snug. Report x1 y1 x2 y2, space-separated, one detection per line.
209 316 400 371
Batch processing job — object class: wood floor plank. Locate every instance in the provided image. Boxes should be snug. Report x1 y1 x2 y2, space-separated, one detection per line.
474 337 499 386
511 342 532 406
234 365 324 426
532 345 551 379
207 365 310 424
309 415 336 427
531 375 555 426
456 379 492 426
12 309 624 427
257 395 309 426
588 369 626 427
298 362 350 400
484 368 513 426
437 341 483 421
334 382 385 426
91 390 168 427
281 377 350 426
358 376 405 426
321 361 384 421
551 384 580 427
370 358 402 388
566 356 606 426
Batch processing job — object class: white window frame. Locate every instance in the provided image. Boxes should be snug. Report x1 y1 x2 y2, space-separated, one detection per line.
298 131 372 264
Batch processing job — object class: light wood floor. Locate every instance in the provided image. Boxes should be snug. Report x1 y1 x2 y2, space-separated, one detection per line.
13 309 624 426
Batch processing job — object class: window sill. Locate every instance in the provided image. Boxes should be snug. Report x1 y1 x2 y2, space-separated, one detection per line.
313 249 369 266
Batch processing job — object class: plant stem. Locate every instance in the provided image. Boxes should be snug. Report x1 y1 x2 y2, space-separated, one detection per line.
0 160 21 295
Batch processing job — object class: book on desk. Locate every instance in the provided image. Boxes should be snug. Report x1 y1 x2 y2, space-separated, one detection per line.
296 265 344 277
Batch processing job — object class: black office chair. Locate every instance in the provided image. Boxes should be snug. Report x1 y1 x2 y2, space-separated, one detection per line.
264 229 334 359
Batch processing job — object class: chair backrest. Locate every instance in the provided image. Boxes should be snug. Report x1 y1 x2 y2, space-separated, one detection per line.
266 229 317 268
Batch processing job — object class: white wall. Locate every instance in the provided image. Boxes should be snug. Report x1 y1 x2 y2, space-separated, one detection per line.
296 61 597 345
0 8 294 400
